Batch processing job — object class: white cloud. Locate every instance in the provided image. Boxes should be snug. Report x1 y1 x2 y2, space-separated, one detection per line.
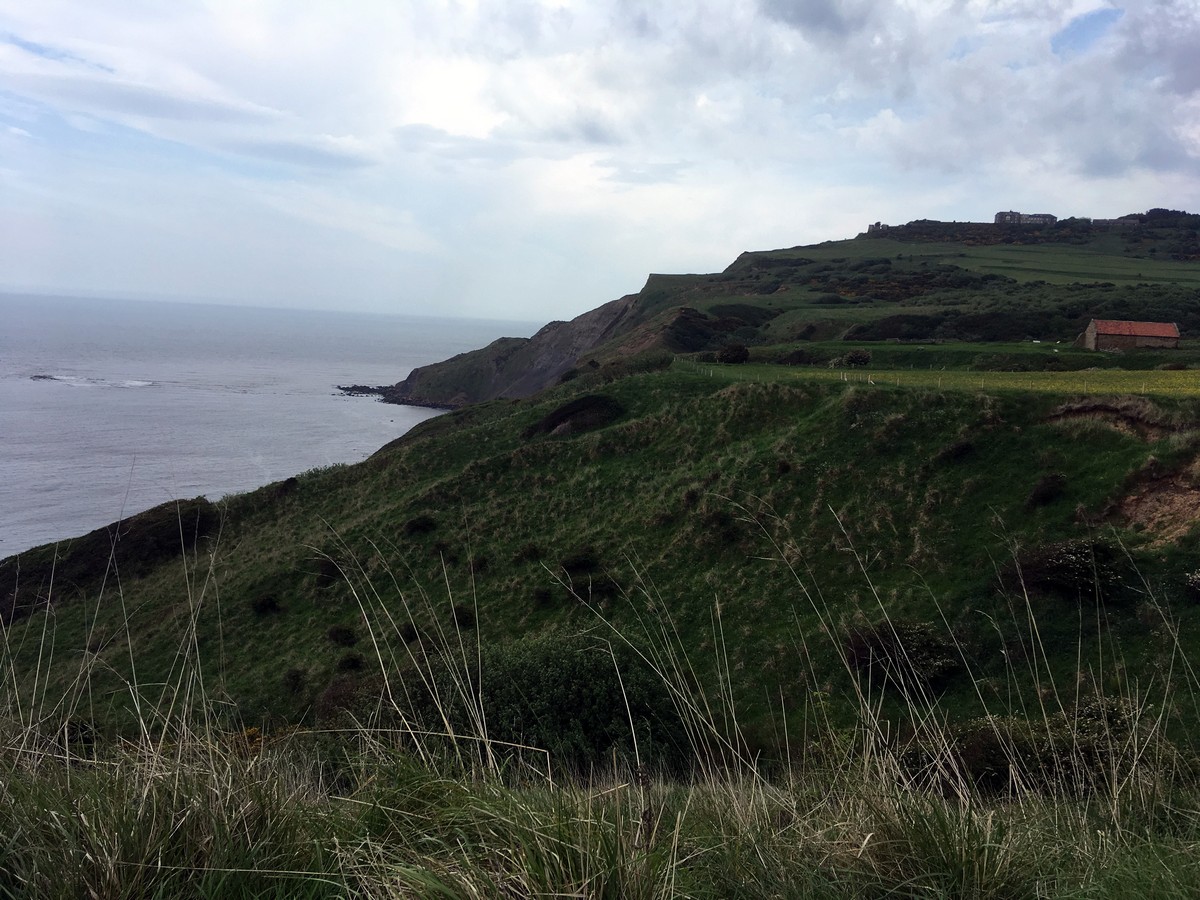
0 0 1196 321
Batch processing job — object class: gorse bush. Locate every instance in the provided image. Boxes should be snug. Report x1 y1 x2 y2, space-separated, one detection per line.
1000 538 1139 602
845 619 963 692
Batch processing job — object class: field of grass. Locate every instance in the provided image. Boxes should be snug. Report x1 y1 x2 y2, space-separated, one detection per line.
6 541 1200 897
942 243 1200 285
686 359 1200 399
7 336 1200 892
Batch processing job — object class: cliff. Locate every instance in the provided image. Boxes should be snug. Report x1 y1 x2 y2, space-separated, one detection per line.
383 294 641 407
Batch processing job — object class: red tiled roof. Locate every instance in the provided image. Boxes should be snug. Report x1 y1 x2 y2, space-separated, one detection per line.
1092 319 1180 338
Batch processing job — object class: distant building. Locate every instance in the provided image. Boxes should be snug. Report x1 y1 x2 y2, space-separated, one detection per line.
1078 319 1180 351
867 221 890 234
995 211 1059 226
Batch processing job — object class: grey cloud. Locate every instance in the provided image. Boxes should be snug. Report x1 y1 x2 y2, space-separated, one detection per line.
1114 1 1200 95
758 0 876 39
543 111 624 146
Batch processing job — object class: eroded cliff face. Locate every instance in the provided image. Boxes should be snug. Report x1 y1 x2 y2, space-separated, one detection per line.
384 294 640 407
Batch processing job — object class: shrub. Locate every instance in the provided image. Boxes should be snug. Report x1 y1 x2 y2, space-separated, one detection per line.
512 542 542 564
845 620 962 691
281 667 307 695
403 514 438 536
934 438 975 465
777 348 825 365
311 555 343 587
560 547 601 577
411 633 687 773
326 625 358 647
953 696 1149 794
716 343 750 364
450 603 476 629
1000 539 1137 602
1026 473 1067 508
250 594 282 616
523 395 624 439
1182 570 1200 601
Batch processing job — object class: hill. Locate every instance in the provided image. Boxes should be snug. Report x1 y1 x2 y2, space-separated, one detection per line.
4 210 1200 766
380 210 1200 407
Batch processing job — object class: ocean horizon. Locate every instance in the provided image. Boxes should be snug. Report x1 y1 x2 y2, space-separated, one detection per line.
1 293 535 558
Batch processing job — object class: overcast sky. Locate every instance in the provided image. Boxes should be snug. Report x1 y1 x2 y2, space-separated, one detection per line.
1 1 1196 322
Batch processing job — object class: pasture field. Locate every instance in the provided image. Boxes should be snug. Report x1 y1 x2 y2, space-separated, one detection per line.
762 236 1200 286
942 243 1200 285
682 358 1200 398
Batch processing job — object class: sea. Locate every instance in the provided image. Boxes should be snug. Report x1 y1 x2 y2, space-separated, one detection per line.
1 293 535 558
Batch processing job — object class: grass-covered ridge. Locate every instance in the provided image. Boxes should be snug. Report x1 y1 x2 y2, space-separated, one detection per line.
7 359 1200 741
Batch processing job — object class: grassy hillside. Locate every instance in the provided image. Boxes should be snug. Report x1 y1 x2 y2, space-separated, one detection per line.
6 216 1200 893
381 212 1200 407
7 356 1200 749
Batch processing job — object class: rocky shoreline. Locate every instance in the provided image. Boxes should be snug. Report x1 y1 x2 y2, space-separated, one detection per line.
335 384 457 410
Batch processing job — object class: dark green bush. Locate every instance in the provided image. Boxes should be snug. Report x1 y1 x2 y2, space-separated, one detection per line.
952 697 1149 794
716 343 750 364
326 625 358 647
1026 473 1067 508
934 438 975 465
403 514 438 536
1000 539 1138 602
412 633 687 773
845 620 962 691
281 667 306 695
513 542 542 564
560 547 601 577
523 395 624 439
250 593 282 616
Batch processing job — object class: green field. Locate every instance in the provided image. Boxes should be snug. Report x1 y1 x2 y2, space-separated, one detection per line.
685 359 1200 398
761 236 1200 286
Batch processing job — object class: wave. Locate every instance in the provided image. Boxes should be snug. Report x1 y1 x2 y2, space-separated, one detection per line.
30 374 155 388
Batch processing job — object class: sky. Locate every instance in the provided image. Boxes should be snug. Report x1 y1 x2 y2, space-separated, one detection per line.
1 1 1197 323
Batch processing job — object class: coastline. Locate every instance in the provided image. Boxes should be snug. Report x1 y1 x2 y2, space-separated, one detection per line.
336 384 460 411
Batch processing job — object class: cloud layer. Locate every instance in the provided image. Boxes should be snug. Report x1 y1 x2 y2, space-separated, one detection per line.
1 1 1196 319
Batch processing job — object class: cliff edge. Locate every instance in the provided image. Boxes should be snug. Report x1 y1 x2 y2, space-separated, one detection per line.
384 293 640 407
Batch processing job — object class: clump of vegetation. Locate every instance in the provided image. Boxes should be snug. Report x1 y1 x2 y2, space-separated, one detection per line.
717 342 750 364
250 593 282 616
559 546 601 577
1026 472 1068 508
999 538 1138 601
403 513 438 536
829 348 872 367
326 624 358 646
512 542 542 564
845 619 962 691
522 394 624 439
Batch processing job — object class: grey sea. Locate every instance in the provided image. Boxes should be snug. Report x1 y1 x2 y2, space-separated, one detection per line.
1 294 532 558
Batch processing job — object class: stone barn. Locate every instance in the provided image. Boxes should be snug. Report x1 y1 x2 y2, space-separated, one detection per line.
1078 319 1180 351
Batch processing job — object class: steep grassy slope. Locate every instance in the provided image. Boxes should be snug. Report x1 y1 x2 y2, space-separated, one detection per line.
7 359 1200 761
